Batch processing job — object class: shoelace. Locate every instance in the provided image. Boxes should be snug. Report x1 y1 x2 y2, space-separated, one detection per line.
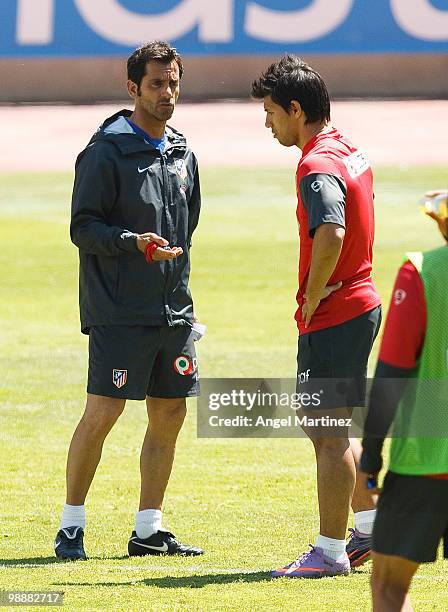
348 527 370 540
159 531 181 547
292 544 319 566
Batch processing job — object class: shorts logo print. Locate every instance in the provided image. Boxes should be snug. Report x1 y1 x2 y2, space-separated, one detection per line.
113 369 128 388
173 356 193 376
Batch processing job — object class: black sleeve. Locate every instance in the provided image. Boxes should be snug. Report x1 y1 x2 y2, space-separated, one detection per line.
360 360 415 474
187 157 201 247
299 173 347 238
70 144 140 256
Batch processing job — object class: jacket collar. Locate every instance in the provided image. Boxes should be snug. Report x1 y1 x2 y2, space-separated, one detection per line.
91 109 186 155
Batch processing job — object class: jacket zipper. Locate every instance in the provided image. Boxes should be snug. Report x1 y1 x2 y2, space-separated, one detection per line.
160 152 175 325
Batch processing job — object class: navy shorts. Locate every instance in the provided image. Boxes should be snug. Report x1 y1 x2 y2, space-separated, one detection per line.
87 325 199 400
373 471 448 563
297 306 382 408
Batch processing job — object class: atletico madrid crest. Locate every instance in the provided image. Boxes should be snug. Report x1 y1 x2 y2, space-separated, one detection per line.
113 369 127 388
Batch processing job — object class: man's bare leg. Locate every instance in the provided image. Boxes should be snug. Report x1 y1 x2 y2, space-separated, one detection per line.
311 435 356 539
129 396 203 556
270 417 354 575
66 394 125 505
350 437 378 512
371 551 419 612
56 394 125 560
344 438 378 566
139 397 187 511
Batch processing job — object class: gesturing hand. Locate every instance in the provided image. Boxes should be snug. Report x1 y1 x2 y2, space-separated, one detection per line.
136 232 183 261
151 245 183 261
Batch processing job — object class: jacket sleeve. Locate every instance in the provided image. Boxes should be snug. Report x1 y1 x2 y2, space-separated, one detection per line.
187 156 201 246
360 360 413 474
70 143 140 256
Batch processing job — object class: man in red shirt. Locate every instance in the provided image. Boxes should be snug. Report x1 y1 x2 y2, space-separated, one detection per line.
361 190 448 611
252 55 381 577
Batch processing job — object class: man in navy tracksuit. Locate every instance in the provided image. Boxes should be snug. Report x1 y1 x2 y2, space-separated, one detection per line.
54 41 203 560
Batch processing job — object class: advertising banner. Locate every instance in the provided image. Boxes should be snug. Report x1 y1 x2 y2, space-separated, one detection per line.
1 0 448 58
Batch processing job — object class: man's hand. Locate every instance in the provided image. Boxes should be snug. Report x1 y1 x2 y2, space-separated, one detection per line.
136 232 183 261
152 246 183 261
136 231 167 252
358 470 381 495
423 190 448 239
424 189 448 200
302 281 342 328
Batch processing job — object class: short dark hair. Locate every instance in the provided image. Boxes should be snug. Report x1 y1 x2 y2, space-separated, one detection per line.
251 55 330 124
127 40 184 88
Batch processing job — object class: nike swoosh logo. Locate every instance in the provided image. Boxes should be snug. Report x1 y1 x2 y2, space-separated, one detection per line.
130 539 168 552
138 166 151 174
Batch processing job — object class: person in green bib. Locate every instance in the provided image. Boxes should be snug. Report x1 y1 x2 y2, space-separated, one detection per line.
361 189 448 612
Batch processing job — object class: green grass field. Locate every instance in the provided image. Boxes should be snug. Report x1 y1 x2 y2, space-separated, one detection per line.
1 166 447 611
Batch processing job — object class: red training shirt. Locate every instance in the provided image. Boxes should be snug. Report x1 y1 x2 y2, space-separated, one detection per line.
295 128 381 334
379 260 448 479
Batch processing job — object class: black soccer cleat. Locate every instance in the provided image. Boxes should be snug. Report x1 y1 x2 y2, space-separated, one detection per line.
128 530 204 557
346 528 372 568
54 526 87 561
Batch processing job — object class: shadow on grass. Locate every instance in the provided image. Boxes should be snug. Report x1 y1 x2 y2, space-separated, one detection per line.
55 571 272 588
145 571 272 588
0 557 60 566
351 567 370 575
0 556 129 566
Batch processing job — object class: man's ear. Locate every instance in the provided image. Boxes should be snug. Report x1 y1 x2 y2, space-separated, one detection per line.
290 100 302 118
127 79 139 100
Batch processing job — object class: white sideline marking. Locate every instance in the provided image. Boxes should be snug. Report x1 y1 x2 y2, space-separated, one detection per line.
0 563 262 573
121 566 262 573
1 563 445 581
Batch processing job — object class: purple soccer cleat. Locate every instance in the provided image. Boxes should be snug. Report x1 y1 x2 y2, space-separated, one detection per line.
272 545 350 579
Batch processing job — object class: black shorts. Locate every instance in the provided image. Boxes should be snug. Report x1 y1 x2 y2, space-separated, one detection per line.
373 471 448 563
297 306 381 408
87 325 200 400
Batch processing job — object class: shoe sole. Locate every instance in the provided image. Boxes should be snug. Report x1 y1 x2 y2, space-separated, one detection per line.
349 550 371 568
128 549 203 557
272 571 350 579
55 554 87 561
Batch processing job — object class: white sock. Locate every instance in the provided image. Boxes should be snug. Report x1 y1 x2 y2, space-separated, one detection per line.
135 509 162 539
60 504 86 530
354 509 376 536
315 535 347 562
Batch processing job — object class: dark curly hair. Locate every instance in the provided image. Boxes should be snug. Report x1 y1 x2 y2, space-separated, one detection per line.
127 40 184 88
251 55 330 124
